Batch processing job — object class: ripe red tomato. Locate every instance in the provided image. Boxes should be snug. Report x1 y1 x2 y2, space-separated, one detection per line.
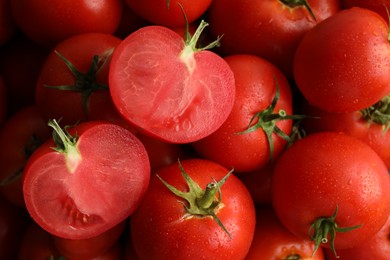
325 215 390 260
246 207 325 260
23 120 150 239
35 33 123 126
192 54 294 172
300 98 390 169
109 22 236 143
0 105 52 207
130 159 256 259
341 0 390 21
10 0 123 47
207 0 341 78
125 0 212 28
272 132 390 256
293 7 390 112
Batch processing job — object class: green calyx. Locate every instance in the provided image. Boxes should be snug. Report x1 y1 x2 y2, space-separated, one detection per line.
361 95 390 132
48 119 81 173
280 0 317 21
236 78 308 161
44 49 113 118
309 206 362 258
157 160 233 238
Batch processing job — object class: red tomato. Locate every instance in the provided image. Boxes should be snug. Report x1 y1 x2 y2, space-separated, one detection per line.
246 207 325 260
130 159 256 259
35 33 124 126
325 215 390 260
109 22 236 143
23 120 150 239
0 35 49 114
54 220 126 259
192 54 294 172
300 98 390 169
272 132 390 256
0 105 51 207
341 0 390 21
18 221 61 260
0 0 17 45
124 0 212 27
293 7 390 112
207 0 340 78
10 0 123 47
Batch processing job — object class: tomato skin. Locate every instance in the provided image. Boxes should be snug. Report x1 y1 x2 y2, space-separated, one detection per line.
10 0 123 47
293 7 390 112
109 25 236 144
130 159 256 260
23 121 150 240
246 207 325 260
35 33 123 126
272 132 390 250
207 0 340 78
192 54 293 173
125 0 212 28
0 105 51 207
341 0 390 21
325 215 390 260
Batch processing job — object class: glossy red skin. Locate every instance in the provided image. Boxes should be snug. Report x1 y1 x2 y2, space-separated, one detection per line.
325 215 390 260
246 207 325 260
207 0 340 78
192 54 293 173
109 25 236 144
54 220 126 259
23 121 150 239
10 0 123 47
0 35 49 114
300 100 390 169
341 0 390 21
18 221 61 260
0 105 52 207
130 159 256 259
272 132 390 250
125 0 212 28
35 33 123 126
0 0 16 46
293 7 390 112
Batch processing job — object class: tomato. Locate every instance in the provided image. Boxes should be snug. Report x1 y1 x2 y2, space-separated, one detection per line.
23 120 150 239
18 221 61 260
207 0 340 78
341 0 390 21
54 220 126 259
325 215 390 260
246 207 325 260
10 0 123 47
109 21 236 143
0 194 30 260
192 54 294 173
300 97 390 169
293 7 390 112
35 33 124 126
124 0 212 28
0 35 49 115
0 0 16 46
0 105 52 207
272 132 390 257
130 159 256 259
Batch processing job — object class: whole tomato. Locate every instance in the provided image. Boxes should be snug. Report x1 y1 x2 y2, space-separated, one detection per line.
130 159 256 259
10 0 123 47
207 0 340 78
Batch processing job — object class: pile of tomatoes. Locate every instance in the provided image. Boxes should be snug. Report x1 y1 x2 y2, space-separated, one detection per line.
1 0 390 259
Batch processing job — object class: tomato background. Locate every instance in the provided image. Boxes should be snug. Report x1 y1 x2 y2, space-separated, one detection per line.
0 1 389 259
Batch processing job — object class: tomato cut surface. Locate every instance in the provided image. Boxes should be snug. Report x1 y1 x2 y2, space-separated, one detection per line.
23 121 150 239
109 23 236 143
